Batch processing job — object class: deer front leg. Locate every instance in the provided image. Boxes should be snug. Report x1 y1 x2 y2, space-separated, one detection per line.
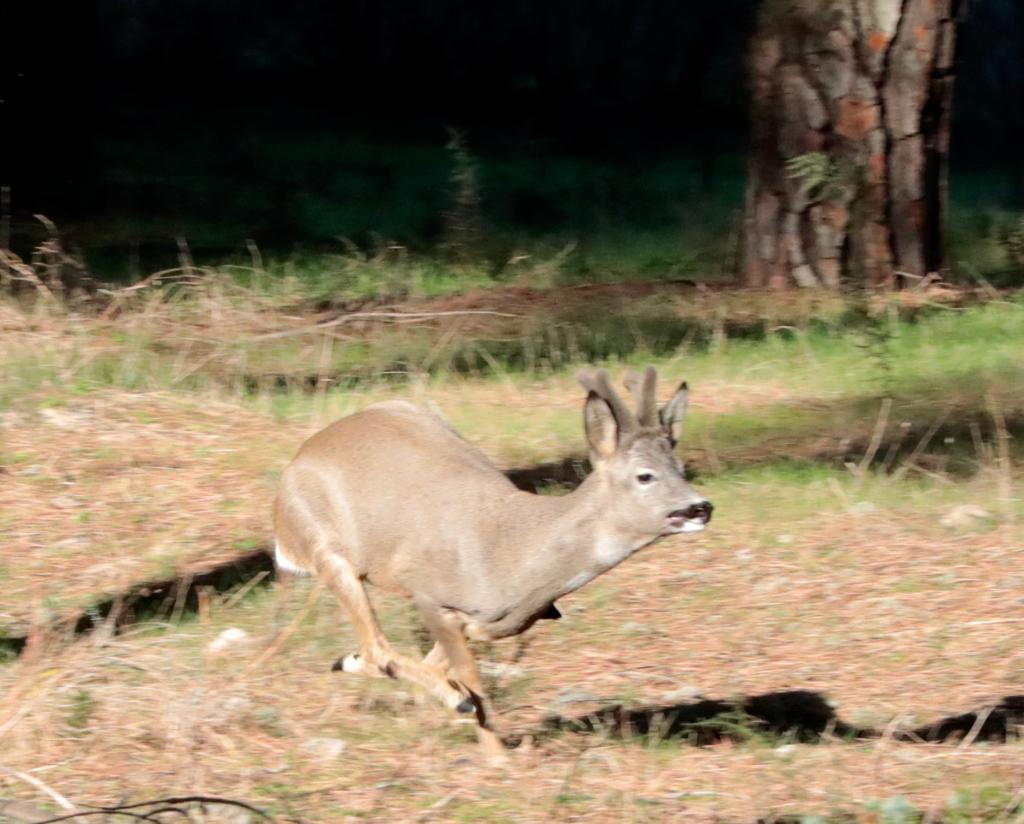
419 606 507 761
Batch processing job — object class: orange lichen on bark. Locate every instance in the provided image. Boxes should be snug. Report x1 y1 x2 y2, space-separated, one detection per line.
867 30 890 53
817 258 840 285
909 199 927 232
867 152 887 185
836 99 879 141
824 202 850 229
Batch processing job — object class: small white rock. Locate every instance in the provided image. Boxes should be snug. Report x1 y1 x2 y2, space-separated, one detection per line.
207 627 250 654
41 408 88 429
661 685 703 703
301 737 348 759
479 661 526 679
940 504 994 529
552 688 598 708
220 696 253 719
847 502 878 515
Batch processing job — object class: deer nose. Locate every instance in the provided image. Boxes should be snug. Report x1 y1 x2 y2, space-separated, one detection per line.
680 501 713 523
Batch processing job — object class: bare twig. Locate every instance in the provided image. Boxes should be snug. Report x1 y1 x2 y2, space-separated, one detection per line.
987 391 1015 521
856 397 892 479
27 795 271 823
0 249 58 302
0 764 77 813
892 408 951 481
957 706 994 750
240 580 324 676
221 570 270 610
414 790 461 822
253 309 518 340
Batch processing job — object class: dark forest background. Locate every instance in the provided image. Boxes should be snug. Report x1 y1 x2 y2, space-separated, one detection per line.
3 0 1023 279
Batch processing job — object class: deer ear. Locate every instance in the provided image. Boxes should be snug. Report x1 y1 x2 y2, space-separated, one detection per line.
584 391 619 460
659 381 689 446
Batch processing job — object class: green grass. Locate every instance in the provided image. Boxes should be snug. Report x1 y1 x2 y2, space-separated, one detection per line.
4 293 1023 482
302 298 1024 467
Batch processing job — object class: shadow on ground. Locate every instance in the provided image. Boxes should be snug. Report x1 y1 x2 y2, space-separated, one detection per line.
0 549 275 660
537 690 1024 746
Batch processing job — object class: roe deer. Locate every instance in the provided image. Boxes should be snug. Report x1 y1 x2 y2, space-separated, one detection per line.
273 367 712 756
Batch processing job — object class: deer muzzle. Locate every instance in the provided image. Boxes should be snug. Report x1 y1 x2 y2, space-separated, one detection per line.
667 501 713 533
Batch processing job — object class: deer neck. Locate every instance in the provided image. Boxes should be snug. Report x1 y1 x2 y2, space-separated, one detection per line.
453 474 658 640
495 474 642 608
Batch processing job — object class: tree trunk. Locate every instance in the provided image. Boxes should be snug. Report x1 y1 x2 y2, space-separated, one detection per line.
743 0 962 289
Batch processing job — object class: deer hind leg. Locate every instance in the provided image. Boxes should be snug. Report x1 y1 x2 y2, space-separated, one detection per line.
419 606 507 760
400 641 451 709
315 553 474 714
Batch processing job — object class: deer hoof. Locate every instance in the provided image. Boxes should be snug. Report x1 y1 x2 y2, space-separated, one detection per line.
332 653 364 673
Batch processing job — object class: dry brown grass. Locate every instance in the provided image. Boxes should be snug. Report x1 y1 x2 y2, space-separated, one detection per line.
1 468 1021 821
4 364 1019 641
0 391 294 635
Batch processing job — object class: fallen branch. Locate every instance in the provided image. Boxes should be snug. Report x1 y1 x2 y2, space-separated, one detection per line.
254 309 520 340
28 795 272 823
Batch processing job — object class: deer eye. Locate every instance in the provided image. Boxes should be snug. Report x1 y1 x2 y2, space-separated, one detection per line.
636 472 656 485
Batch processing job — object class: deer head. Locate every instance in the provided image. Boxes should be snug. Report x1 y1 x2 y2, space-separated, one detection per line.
577 366 712 539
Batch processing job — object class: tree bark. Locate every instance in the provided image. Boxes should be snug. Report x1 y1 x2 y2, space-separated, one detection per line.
743 0 962 288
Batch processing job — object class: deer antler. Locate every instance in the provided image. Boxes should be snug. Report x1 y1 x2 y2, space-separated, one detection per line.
576 369 637 432
623 366 659 428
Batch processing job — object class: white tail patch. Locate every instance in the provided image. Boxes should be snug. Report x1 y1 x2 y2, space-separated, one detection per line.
338 653 364 673
274 540 310 575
